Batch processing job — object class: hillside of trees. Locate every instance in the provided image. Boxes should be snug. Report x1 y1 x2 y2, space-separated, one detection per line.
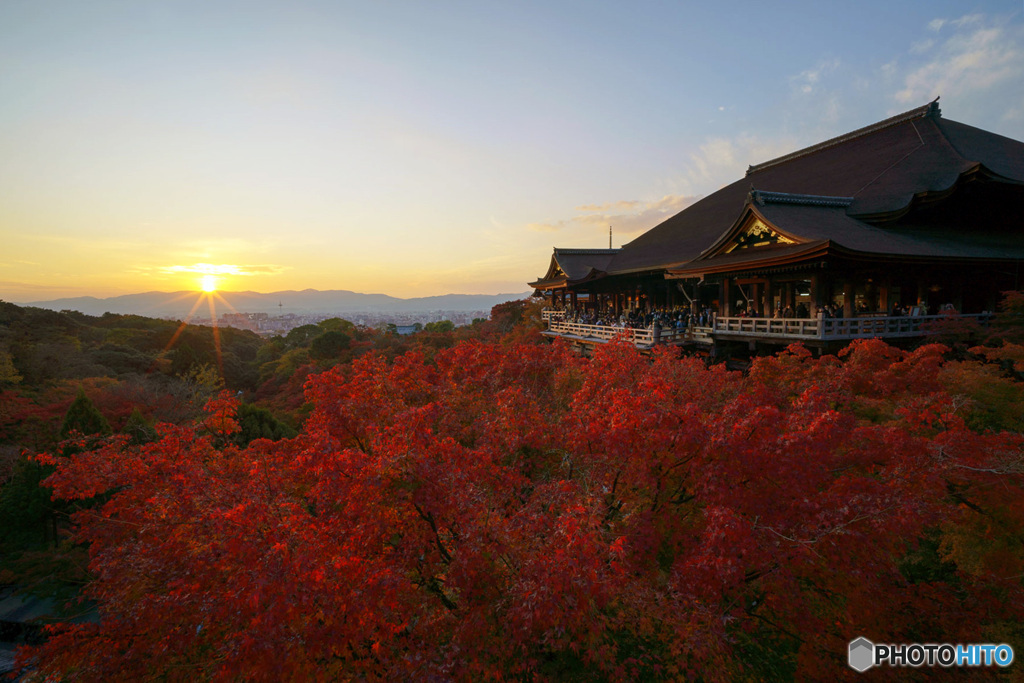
2 294 1024 680
0 300 541 605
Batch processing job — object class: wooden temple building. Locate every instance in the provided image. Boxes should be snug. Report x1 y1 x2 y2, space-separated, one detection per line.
530 100 1024 353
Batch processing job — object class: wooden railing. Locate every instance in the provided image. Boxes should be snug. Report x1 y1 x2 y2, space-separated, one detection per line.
689 326 714 343
713 313 993 341
714 316 821 338
544 320 684 347
540 308 565 322
543 313 993 346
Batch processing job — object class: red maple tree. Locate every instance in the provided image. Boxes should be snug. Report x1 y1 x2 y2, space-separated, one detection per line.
18 338 1024 680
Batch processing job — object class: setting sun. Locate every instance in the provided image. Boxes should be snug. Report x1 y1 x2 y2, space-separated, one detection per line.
200 275 217 292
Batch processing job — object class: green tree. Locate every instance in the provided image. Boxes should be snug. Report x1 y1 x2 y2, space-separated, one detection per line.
423 320 454 333
233 403 297 447
0 455 55 548
309 331 351 360
180 363 225 406
170 343 205 376
60 388 112 440
317 318 356 334
284 324 322 349
0 349 22 385
1 389 110 552
122 408 157 445
268 348 310 381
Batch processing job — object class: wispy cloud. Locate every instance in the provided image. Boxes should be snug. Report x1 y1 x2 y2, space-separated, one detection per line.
160 263 291 276
574 199 642 212
526 222 560 233
0 280 78 292
952 14 985 29
673 134 798 197
791 58 840 94
910 39 935 55
896 15 1024 105
527 194 700 237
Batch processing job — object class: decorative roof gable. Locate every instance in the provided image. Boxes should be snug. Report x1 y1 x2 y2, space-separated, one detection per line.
723 218 797 253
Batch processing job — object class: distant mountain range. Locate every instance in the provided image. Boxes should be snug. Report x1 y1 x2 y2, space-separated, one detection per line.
18 289 534 318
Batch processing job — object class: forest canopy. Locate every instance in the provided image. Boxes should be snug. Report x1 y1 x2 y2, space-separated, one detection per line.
3 295 1024 680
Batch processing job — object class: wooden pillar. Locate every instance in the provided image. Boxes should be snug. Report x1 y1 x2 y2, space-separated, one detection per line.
843 280 855 318
765 278 775 316
878 278 889 313
809 274 821 317
721 277 731 316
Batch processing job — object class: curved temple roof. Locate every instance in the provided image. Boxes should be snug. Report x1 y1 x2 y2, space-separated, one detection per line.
532 101 1024 287
529 248 619 289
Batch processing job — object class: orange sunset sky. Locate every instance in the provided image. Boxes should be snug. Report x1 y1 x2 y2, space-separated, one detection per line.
2 1 1023 302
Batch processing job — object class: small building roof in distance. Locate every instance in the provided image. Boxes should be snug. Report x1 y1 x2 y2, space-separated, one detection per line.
529 248 619 288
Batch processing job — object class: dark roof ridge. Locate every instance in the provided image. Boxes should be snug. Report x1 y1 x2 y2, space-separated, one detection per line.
745 98 941 176
553 248 620 254
749 189 854 208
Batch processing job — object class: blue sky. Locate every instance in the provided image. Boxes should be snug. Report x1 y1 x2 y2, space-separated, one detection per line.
1 0 1022 300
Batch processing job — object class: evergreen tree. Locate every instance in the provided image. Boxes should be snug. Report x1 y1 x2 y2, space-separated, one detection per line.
233 403 297 447
60 388 112 440
309 330 351 360
122 408 157 445
0 455 55 548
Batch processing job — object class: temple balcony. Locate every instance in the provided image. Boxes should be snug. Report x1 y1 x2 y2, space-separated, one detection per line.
542 313 993 350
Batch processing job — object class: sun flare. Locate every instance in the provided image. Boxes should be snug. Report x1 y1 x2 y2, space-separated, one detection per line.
200 275 218 292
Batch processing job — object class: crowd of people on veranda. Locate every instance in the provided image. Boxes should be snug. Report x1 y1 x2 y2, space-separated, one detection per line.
552 306 714 333
550 299 961 330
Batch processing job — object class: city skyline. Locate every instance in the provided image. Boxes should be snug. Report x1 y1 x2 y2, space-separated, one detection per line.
2 1 1023 301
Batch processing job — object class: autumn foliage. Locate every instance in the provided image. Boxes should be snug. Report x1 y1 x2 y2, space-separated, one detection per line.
17 337 1024 680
